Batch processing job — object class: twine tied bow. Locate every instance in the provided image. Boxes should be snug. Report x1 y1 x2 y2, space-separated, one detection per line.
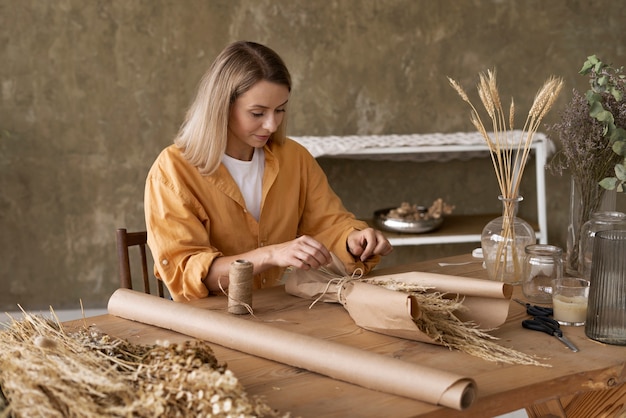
308 266 364 309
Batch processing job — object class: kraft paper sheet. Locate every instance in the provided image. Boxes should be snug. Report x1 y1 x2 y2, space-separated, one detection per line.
108 288 476 411
284 255 512 344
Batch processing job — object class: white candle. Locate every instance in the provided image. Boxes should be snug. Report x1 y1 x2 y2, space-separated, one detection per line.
553 294 588 325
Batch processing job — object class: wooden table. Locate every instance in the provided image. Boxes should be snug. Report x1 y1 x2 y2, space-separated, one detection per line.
69 254 626 417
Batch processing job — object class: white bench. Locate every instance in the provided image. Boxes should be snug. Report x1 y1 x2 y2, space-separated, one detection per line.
291 131 550 246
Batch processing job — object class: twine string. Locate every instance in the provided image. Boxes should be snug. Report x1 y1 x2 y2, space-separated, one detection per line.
226 260 254 316
218 261 295 323
219 277 256 317
308 267 364 309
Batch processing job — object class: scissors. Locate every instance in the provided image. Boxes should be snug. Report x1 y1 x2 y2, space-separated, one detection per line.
513 298 553 317
522 315 579 352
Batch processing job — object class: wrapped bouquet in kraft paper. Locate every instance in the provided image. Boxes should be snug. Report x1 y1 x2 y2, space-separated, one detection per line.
285 254 546 366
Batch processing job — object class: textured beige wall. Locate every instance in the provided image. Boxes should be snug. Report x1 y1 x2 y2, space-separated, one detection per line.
1 0 625 310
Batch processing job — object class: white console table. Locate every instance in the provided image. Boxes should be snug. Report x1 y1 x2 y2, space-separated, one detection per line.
291 131 550 246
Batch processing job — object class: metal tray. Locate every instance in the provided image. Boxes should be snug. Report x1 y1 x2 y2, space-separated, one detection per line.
374 207 444 234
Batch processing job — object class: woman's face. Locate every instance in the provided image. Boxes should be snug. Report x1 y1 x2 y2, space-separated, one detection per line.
226 80 290 161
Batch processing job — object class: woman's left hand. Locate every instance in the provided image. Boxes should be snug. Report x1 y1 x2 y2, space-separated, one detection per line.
347 228 393 262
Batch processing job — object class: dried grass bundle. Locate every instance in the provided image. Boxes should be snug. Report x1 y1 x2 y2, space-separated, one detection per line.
448 71 563 200
366 279 549 367
0 311 290 418
448 71 563 280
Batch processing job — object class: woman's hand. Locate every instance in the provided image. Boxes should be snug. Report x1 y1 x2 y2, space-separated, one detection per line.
205 231 390 292
347 228 393 262
268 235 332 270
205 235 331 291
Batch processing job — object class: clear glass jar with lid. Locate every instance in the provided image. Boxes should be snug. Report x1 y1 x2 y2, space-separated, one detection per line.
578 211 626 281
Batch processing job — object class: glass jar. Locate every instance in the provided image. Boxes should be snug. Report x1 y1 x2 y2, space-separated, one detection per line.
522 244 563 304
481 195 537 284
578 211 626 281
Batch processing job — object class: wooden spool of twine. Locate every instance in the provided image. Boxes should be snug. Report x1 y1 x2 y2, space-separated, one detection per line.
228 259 253 315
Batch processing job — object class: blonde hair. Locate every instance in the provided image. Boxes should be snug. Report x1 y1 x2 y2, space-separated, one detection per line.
174 41 292 175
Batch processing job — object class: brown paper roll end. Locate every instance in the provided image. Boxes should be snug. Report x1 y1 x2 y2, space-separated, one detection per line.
438 378 477 410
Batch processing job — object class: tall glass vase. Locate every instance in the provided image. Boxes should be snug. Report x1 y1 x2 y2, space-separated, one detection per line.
566 177 616 276
481 196 537 284
585 229 626 345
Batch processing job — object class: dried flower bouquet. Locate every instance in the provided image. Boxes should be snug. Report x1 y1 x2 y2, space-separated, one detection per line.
286 255 548 367
581 56 626 192
0 311 289 417
448 71 563 280
547 56 626 272
368 277 547 366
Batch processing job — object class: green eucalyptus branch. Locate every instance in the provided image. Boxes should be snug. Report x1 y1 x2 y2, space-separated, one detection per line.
580 55 626 192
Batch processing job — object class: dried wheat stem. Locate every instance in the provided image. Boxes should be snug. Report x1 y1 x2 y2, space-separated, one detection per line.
368 279 549 366
451 71 563 200
0 312 288 417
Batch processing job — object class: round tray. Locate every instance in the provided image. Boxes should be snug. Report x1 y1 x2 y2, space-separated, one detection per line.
374 207 444 234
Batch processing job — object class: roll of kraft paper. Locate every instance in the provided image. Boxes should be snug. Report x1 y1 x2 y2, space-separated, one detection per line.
108 288 477 411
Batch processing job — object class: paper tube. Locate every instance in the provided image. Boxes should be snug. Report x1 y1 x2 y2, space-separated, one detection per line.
341 281 432 342
108 288 476 411
285 267 512 336
368 271 513 329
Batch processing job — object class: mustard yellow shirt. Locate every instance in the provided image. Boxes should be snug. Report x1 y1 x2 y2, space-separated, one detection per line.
145 138 378 301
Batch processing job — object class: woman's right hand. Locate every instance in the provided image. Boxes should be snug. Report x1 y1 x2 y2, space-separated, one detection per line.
205 235 331 292
268 235 332 270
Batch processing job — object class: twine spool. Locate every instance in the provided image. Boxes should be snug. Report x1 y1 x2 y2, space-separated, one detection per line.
228 259 253 315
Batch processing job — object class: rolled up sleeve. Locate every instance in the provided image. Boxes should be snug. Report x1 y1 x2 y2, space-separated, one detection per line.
145 164 221 301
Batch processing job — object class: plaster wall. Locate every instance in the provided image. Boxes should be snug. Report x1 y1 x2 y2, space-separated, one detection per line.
1 0 625 310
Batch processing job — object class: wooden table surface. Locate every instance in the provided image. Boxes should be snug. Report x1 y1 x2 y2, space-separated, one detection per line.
68 254 626 418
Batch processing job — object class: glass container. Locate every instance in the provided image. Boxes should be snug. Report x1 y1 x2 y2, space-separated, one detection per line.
552 277 589 327
481 196 537 284
585 229 626 345
522 244 563 304
578 211 626 281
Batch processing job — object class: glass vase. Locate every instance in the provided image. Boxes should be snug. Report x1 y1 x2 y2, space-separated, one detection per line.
481 195 537 284
585 229 626 345
566 177 616 276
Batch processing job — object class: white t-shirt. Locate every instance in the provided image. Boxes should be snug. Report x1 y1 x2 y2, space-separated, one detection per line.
221 148 264 221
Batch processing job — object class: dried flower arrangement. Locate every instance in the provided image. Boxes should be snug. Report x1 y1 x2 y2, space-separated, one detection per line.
309 262 548 367
448 71 564 280
386 198 455 221
582 56 626 192
0 312 289 417
547 56 626 272
547 90 622 192
364 278 548 367
448 71 563 200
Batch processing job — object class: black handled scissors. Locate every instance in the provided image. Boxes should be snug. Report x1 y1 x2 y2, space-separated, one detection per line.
522 315 579 352
513 298 553 317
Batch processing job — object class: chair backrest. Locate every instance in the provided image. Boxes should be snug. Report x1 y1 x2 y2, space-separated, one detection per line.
116 228 165 297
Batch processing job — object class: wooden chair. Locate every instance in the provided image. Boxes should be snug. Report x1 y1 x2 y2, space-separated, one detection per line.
116 228 165 297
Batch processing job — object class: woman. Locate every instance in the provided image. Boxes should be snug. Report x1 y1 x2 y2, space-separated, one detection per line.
145 41 392 301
